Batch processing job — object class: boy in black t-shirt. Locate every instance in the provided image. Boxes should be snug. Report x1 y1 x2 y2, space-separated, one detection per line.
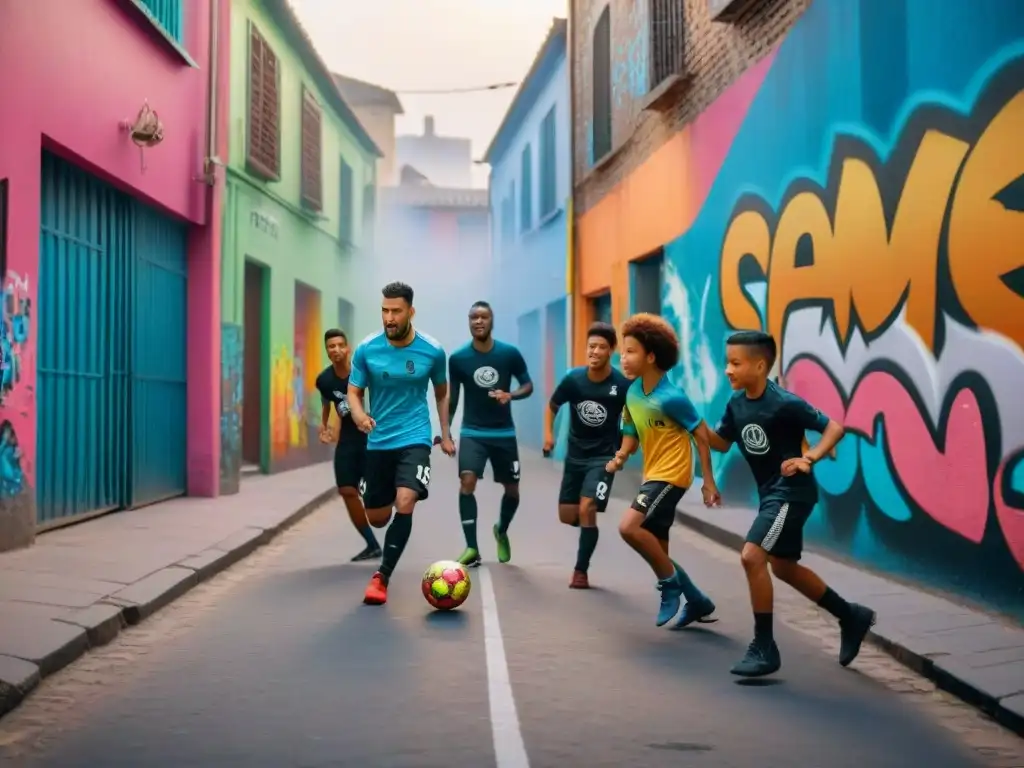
707 330 875 678
545 322 630 589
315 328 380 562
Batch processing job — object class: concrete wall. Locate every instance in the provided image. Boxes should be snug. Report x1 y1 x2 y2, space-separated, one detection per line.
572 0 1024 620
0 0 226 547
488 46 572 452
220 0 378 487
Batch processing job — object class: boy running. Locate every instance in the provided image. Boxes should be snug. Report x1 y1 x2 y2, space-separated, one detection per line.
347 282 456 606
606 314 720 627
315 328 380 562
449 301 534 567
545 322 629 589
707 330 875 677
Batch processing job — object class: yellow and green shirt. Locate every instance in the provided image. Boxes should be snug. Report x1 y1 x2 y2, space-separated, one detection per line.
622 375 703 488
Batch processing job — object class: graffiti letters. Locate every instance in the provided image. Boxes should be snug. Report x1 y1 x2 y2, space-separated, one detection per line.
250 210 279 240
717 63 1024 571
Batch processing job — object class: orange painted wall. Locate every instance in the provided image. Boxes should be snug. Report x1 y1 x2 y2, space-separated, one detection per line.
573 131 698 363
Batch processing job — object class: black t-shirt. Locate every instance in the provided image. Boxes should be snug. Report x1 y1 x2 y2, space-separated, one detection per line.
315 366 367 447
714 380 830 504
448 340 530 438
549 366 631 460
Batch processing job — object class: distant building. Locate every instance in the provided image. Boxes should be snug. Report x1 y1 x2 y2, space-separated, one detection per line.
333 74 404 187
483 17 570 451
395 116 473 190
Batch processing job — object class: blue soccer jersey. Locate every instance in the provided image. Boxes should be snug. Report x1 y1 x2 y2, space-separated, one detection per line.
349 329 448 451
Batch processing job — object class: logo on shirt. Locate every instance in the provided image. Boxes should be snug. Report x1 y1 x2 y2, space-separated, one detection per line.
336 398 350 417
575 400 608 427
741 423 771 455
406 360 416 374
473 366 499 388
609 385 618 396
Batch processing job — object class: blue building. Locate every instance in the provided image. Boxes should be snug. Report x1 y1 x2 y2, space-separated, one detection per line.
483 18 570 453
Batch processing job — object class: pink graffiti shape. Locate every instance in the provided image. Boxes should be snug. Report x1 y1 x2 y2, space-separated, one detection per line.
844 372 989 543
994 460 1024 571
784 358 847 424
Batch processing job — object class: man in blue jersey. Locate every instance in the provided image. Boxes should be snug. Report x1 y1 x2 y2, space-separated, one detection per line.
347 282 455 606
448 301 533 567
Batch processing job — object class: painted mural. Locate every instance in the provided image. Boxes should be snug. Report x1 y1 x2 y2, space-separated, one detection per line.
269 286 329 469
652 1 1024 619
0 267 32 501
220 323 243 494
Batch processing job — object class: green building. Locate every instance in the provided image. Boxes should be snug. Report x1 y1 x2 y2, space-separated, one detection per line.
220 0 381 491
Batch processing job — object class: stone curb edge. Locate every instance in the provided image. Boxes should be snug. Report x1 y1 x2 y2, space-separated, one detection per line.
674 508 1024 738
0 487 336 720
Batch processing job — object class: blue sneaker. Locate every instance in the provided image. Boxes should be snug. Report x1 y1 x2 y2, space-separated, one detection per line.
655 576 685 626
673 596 717 629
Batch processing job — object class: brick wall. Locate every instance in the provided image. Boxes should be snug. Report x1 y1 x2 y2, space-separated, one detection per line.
571 0 812 215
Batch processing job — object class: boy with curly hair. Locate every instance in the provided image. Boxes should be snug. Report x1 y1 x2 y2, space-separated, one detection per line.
606 313 721 628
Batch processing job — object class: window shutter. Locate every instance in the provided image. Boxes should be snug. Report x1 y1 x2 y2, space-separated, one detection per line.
301 90 323 210
248 26 280 179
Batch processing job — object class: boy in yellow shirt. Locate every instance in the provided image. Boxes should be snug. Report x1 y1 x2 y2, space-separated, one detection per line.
606 314 721 628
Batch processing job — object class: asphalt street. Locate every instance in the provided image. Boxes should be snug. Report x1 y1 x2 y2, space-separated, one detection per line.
0 451 1021 767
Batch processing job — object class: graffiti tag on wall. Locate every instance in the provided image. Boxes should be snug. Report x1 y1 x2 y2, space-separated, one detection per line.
1 271 31 406
718 61 1024 572
220 323 243 493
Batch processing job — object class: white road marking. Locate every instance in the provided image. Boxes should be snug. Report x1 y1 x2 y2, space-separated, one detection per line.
478 565 530 768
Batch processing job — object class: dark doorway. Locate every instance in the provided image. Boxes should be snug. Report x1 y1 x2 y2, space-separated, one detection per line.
632 248 664 315
243 260 266 470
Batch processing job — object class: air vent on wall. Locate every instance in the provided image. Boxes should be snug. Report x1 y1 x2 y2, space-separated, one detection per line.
708 0 762 23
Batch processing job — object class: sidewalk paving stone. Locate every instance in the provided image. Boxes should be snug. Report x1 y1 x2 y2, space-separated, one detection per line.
0 463 336 719
673 496 1024 736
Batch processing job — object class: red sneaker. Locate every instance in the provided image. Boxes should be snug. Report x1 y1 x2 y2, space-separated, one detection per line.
569 570 590 589
363 572 388 605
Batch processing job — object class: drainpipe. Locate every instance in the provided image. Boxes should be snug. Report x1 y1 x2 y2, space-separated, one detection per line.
566 1 578 364
204 0 220 182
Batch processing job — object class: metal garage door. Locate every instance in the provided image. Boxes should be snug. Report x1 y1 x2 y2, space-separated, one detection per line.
36 153 188 526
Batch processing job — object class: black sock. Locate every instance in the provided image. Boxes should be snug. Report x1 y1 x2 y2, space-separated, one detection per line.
497 493 520 534
459 493 478 549
379 513 413 578
359 525 379 550
574 527 600 572
754 612 774 643
817 587 853 622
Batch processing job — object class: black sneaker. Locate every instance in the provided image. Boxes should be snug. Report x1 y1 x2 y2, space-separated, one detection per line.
839 604 876 666
351 545 382 563
730 639 782 677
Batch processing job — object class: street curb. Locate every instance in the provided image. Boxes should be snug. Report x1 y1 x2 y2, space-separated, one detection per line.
0 487 336 720
674 508 1024 737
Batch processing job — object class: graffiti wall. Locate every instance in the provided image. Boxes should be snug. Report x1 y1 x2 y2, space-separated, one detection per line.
0 178 35 550
220 323 243 494
269 283 329 469
647 1 1024 618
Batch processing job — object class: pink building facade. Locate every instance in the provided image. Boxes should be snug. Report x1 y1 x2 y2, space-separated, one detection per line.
0 0 230 551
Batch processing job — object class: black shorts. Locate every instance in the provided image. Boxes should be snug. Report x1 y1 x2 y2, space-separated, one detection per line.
630 480 688 541
334 439 367 491
363 444 432 510
745 499 814 560
558 457 614 512
458 435 520 484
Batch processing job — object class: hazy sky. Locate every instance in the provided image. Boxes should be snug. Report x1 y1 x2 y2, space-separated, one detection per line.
288 0 568 187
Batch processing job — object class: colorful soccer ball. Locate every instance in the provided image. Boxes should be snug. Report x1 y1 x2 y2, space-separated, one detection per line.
422 560 472 611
